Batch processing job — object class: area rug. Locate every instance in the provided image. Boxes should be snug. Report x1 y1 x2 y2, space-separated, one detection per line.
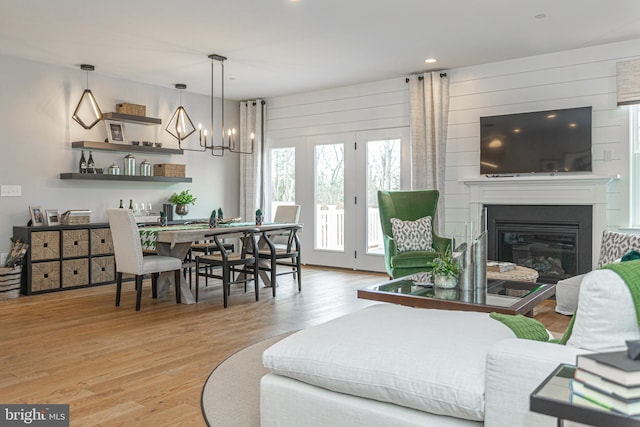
201 332 294 426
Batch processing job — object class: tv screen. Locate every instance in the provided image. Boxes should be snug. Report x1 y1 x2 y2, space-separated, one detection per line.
480 106 592 175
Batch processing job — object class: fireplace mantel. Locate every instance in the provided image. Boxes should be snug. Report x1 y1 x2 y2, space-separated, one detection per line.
460 174 620 268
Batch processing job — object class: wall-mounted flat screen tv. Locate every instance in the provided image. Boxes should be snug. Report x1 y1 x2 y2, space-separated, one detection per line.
480 106 592 175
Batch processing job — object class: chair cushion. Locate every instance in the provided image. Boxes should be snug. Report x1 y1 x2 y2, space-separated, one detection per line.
141 255 182 274
567 269 640 351
390 216 434 253
263 304 515 421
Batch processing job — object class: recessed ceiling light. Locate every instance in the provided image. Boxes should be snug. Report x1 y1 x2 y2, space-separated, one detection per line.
535 13 547 19
425 58 437 64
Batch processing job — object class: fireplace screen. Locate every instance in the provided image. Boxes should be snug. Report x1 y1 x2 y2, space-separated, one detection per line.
497 225 578 282
486 205 592 284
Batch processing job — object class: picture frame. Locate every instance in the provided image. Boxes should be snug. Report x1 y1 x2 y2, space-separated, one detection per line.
29 206 45 227
45 209 61 226
105 120 126 144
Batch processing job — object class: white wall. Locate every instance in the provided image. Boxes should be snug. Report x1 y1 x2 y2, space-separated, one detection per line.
0 55 240 256
266 38 640 268
444 38 640 240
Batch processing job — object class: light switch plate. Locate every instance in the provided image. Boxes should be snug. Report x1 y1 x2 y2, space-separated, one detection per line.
1 185 22 197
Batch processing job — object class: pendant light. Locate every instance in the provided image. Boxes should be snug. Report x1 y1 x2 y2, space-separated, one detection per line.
165 83 197 146
72 64 103 129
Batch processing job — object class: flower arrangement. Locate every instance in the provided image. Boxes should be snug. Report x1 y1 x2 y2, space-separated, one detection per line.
168 190 196 206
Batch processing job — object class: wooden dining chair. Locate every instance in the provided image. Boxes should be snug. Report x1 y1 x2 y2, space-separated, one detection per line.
258 224 302 296
107 208 182 311
194 229 260 308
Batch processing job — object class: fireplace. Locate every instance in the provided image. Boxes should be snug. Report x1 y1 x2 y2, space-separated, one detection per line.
486 205 592 283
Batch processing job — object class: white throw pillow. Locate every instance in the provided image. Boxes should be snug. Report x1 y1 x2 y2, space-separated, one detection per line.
567 269 640 351
390 216 434 253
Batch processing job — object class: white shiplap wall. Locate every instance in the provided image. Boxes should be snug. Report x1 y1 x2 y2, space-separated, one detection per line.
444 38 640 241
265 38 640 268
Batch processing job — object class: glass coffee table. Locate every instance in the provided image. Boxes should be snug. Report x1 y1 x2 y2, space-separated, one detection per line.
357 272 555 316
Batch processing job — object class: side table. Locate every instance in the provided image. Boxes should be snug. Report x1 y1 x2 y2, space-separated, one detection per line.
530 364 640 426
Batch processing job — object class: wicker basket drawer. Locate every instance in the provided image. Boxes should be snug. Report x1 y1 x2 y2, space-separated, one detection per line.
62 229 89 258
91 256 115 283
31 261 60 291
31 231 60 260
62 259 89 288
91 228 113 255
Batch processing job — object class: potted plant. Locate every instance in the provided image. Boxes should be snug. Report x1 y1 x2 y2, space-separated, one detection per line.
168 190 196 217
255 208 263 225
431 247 459 289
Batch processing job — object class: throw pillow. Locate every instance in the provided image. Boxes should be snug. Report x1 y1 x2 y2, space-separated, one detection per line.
598 231 640 267
390 216 434 253
489 312 550 342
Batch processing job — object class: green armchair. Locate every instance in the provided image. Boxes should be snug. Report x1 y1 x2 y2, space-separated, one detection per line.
377 190 452 279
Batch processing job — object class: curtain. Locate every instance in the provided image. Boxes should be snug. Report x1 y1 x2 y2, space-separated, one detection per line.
239 100 265 222
408 72 450 233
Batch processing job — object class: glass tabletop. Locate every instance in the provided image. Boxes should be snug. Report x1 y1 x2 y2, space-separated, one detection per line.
364 272 552 308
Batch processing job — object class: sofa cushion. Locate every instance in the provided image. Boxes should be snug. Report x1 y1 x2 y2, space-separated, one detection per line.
390 216 434 253
262 304 516 421
567 269 640 351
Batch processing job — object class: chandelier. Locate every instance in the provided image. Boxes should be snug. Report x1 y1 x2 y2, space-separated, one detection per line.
167 54 254 156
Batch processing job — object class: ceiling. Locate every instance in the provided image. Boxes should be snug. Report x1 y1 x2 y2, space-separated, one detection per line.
2 0 640 101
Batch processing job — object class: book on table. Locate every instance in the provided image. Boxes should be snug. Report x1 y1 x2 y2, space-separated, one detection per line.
576 351 640 387
575 368 640 400
570 379 640 415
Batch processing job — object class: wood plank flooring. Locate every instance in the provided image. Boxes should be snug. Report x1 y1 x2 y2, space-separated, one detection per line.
0 266 569 426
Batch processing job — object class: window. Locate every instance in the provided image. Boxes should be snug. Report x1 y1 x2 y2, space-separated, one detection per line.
270 147 295 220
632 105 640 227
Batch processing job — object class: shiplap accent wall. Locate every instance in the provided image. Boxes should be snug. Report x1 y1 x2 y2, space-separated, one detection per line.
266 38 640 269
445 38 640 241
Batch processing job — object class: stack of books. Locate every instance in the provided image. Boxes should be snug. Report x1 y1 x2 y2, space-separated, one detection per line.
570 351 640 415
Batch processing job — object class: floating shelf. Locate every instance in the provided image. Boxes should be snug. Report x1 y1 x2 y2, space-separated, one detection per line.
60 173 192 183
103 112 162 125
71 141 183 155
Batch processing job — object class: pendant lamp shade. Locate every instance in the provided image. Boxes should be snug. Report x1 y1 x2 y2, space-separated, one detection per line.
165 84 196 141
617 59 640 106
72 64 103 129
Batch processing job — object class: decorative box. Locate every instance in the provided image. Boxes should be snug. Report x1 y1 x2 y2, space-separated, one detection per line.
116 103 146 116
153 164 186 177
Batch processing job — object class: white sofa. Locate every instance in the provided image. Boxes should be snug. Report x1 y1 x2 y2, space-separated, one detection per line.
260 268 640 426
555 230 640 315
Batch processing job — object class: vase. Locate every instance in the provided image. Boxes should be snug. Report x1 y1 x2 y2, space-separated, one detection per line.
434 275 457 289
175 204 189 217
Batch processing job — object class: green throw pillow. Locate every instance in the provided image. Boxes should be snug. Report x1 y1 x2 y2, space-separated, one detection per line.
489 313 550 342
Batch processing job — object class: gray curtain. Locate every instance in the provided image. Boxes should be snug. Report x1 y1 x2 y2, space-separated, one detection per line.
408 72 450 233
239 100 265 221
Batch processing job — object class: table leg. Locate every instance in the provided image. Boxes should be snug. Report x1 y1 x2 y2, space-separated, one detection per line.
154 241 195 304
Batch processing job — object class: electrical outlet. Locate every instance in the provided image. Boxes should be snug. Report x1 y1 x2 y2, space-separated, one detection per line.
1 185 22 197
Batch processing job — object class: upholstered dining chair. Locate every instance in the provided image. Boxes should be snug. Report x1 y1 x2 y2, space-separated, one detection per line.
195 228 260 308
107 208 182 311
377 190 452 279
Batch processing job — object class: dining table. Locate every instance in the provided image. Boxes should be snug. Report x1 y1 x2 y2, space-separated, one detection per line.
142 222 301 304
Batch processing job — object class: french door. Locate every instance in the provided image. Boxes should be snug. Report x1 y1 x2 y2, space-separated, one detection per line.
268 127 409 271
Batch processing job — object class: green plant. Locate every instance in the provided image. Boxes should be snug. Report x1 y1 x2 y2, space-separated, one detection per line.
168 190 196 205
431 247 459 279
256 208 263 216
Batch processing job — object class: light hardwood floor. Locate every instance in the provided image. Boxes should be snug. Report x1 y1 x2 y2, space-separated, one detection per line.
0 266 569 426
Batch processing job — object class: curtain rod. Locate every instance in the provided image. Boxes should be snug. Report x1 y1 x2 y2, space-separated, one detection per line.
405 72 447 83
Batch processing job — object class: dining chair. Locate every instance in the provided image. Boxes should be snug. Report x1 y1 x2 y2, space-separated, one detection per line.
258 224 302 296
194 229 260 308
107 208 182 311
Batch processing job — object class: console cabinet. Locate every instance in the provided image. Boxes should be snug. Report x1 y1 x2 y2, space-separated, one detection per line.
13 223 116 295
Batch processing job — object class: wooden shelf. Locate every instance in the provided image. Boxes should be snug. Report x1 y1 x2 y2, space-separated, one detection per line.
103 112 161 125
59 173 192 183
71 140 183 155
